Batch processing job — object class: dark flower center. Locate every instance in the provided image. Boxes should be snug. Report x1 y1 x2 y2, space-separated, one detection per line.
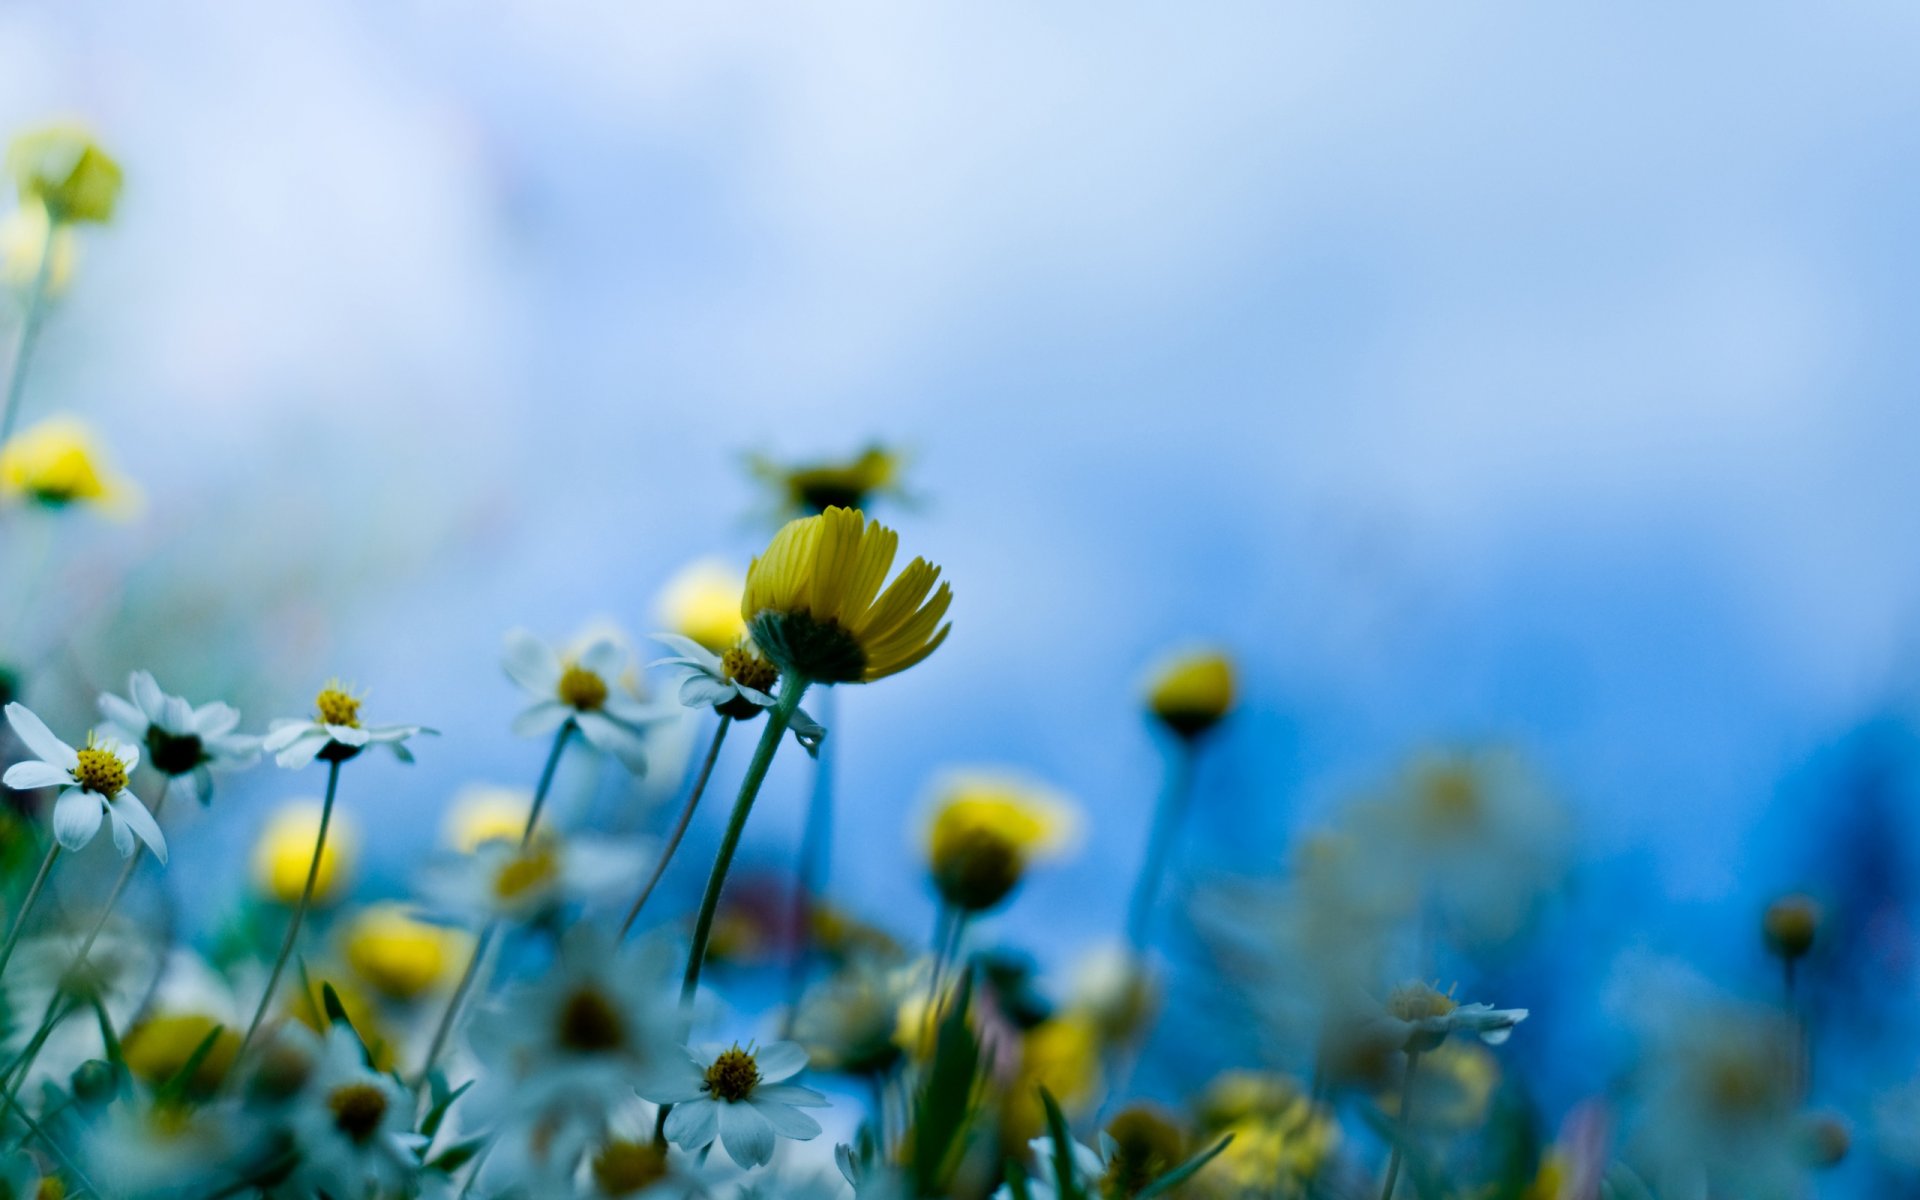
328 1083 388 1143
558 988 625 1053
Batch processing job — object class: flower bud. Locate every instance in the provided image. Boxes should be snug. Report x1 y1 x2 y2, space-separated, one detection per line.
1764 894 1820 960
1144 648 1235 739
6 125 121 225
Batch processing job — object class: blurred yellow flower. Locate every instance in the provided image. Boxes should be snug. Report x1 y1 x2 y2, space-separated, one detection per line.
2 202 75 295
252 802 357 907
441 784 534 851
743 506 951 684
6 125 121 225
288 973 395 1070
749 443 905 516
924 771 1080 913
1763 893 1820 960
1003 1010 1104 1139
1144 646 1236 738
0 416 138 512
1192 1070 1337 1196
342 903 469 1002
656 558 747 653
123 1013 239 1095
1378 1040 1500 1130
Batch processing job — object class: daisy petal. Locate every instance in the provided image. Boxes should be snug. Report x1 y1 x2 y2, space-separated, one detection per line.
576 712 649 774
751 1097 822 1140
111 794 167 864
502 629 561 695
752 1041 810 1083
664 1099 719 1151
51 788 103 850
130 671 167 722
718 1101 776 1168
97 693 147 737
4 704 77 771
275 731 330 770
511 701 571 738
3 761 70 791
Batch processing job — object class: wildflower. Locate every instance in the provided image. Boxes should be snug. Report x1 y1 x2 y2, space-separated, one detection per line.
83 1094 241 1198
1763 894 1820 960
656 558 748 653
98 670 258 807
749 443 907 516
441 783 534 850
252 801 358 906
793 958 923 1077
2 201 75 294
1191 1072 1338 1197
742 506 952 685
7 125 120 225
994 1132 1106 1200
342 903 470 1002
503 629 670 773
651 632 825 752
0 415 138 511
262 681 429 769
586 1137 678 1198
285 1025 417 1199
1379 981 1528 1052
123 1012 241 1095
6 925 162 1085
1143 647 1236 738
1004 1011 1105 1139
640 1040 829 1168
2 701 165 860
924 772 1080 913
1377 1041 1500 1130
425 831 644 924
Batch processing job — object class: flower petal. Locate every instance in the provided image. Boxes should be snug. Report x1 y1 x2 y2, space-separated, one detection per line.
663 1098 719 1152
326 725 371 747
194 702 241 736
576 712 648 774
110 793 167 864
678 675 735 709
3 761 69 791
755 1083 831 1107
4 704 77 772
578 638 624 680
752 1041 810 1083
750 1097 822 1140
511 701 571 738
502 629 561 695
50 788 103 850
104 802 134 858
718 1101 776 1168
650 633 722 672
274 731 330 770
97 693 147 738
130 671 167 722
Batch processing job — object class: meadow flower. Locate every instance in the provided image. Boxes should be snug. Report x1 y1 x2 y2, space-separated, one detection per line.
749 443 907 516
924 772 1080 913
98 670 258 807
1379 981 1529 1052
253 801 358 906
504 628 669 773
652 632 825 752
1191 1071 1338 1197
341 903 470 1002
0 415 138 511
792 957 923 1077
1762 893 1820 961
1004 1011 1106 1139
1143 646 1236 739
2 200 75 294
1378 1041 1500 1130
83 1094 244 1198
657 558 748 653
5 925 163 1086
262 681 429 768
441 782 534 850
584 1137 680 1198
425 831 644 924
640 1040 829 1168
6 125 121 224
122 1011 242 1095
743 506 951 686
2 701 165 860
284 1025 418 1199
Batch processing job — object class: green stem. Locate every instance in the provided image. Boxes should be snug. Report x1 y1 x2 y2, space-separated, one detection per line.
231 758 341 1071
520 719 574 848
620 715 731 938
0 212 57 449
0 841 61 985
1379 1048 1422 1200
780 687 837 1035
1124 738 1196 950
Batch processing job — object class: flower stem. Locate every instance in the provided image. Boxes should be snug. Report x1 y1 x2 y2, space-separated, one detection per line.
0 213 57 449
414 720 575 1090
1125 738 1197 950
620 714 731 938
1379 1048 1422 1200
231 757 341 1071
780 688 836 1035
0 841 62 985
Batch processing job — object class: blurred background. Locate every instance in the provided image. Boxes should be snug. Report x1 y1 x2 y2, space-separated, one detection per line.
4 0 1920 1189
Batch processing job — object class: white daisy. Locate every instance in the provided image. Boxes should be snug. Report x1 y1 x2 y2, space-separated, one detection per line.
285 1024 420 1199
1378 982 1528 1052
98 669 259 807
640 1040 830 1169
650 633 826 756
504 629 675 773
1 701 166 861
261 680 430 770
422 832 649 925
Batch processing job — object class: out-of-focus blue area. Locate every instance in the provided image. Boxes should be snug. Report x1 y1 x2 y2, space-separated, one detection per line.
6 0 1920 1174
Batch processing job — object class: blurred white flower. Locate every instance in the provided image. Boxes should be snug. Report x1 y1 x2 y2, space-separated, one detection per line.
423 832 649 925
640 1040 829 1169
98 670 259 807
504 629 674 773
2 701 166 861
285 1025 419 1199
651 632 825 756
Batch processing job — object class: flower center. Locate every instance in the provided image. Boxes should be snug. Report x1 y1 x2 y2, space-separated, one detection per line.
748 612 867 685
145 726 205 777
722 646 778 695
327 1082 388 1143
1387 982 1457 1022
591 1139 669 1195
702 1045 761 1102
72 745 126 796
556 663 609 711
492 844 559 901
315 686 361 728
557 987 625 1053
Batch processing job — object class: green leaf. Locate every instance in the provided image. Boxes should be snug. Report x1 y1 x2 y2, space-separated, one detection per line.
421 1079 472 1145
155 1024 226 1105
428 1135 487 1174
86 994 124 1071
1002 1160 1035 1200
1039 1087 1083 1198
1138 1134 1234 1198
907 970 983 1195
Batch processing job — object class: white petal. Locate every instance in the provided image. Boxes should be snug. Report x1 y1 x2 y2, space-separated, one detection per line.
3 761 70 791
97 693 147 737
502 629 561 695
50 789 103 850
261 720 313 752
735 683 777 707
678 675 734 708
663 1099 719 1151
634 1057 707 1105
159 695 195 733
275 731 330 770
130 671 167 722
755 1083 831 1107
4 704 77 772
753 1042 810 1083
511 701 570 738
578 639 624 679
575 712 648 774
718 1102 776 1168
111 794 167 864
114 741 140 772
105 802 135 858
326 725 371 747
194 702 241 736
751 1097 822 1140
649 633 722 671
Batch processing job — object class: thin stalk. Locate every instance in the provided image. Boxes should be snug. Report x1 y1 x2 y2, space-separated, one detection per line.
0 842 62 984
619 714 731 937
866 1071 889 1149
922 903 966 1033
0 212 57 448
780 687 837 1033
0 998 77 1124
520 719 574 848
1379 1048 1422 1200
1124 738 1196 950
231 758 342 1070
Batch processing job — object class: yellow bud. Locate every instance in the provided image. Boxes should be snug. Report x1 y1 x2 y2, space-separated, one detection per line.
1144 647 1235 738
342 904 468 1002
441 785 533 852
6 125 121 225
122 1013 238 1095
252 803 357 907
656 559 748 653
0 416 138 513
923 772 1079 913
1764 894 1820 960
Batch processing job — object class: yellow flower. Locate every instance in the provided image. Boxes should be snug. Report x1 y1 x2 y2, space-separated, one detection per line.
0 416 138 512
749 443 905 516
743 506 951 684
1003 1010 1104 1139
6 125 121 225
924 771 1080 912
656 558 747 653
341 903 469 1002
252 802 358 907
122 1013 240 1096
2 202 76 295
1144 646 1235 738
1378 1040 1499 1130
441 784 533 851
288 973 395 1070
1192 1071 1337 1195
1763 893 1820 960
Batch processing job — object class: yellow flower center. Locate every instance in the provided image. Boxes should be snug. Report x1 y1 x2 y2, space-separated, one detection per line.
493 843 559 901
327 1082 388 1143
72 745 126 796
556 663 609 711
591 1139 670 1195
722 646 778 695
1387 982 1457 1022
703 1045 761 1102
315 686 361 728
557 987 626 1053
